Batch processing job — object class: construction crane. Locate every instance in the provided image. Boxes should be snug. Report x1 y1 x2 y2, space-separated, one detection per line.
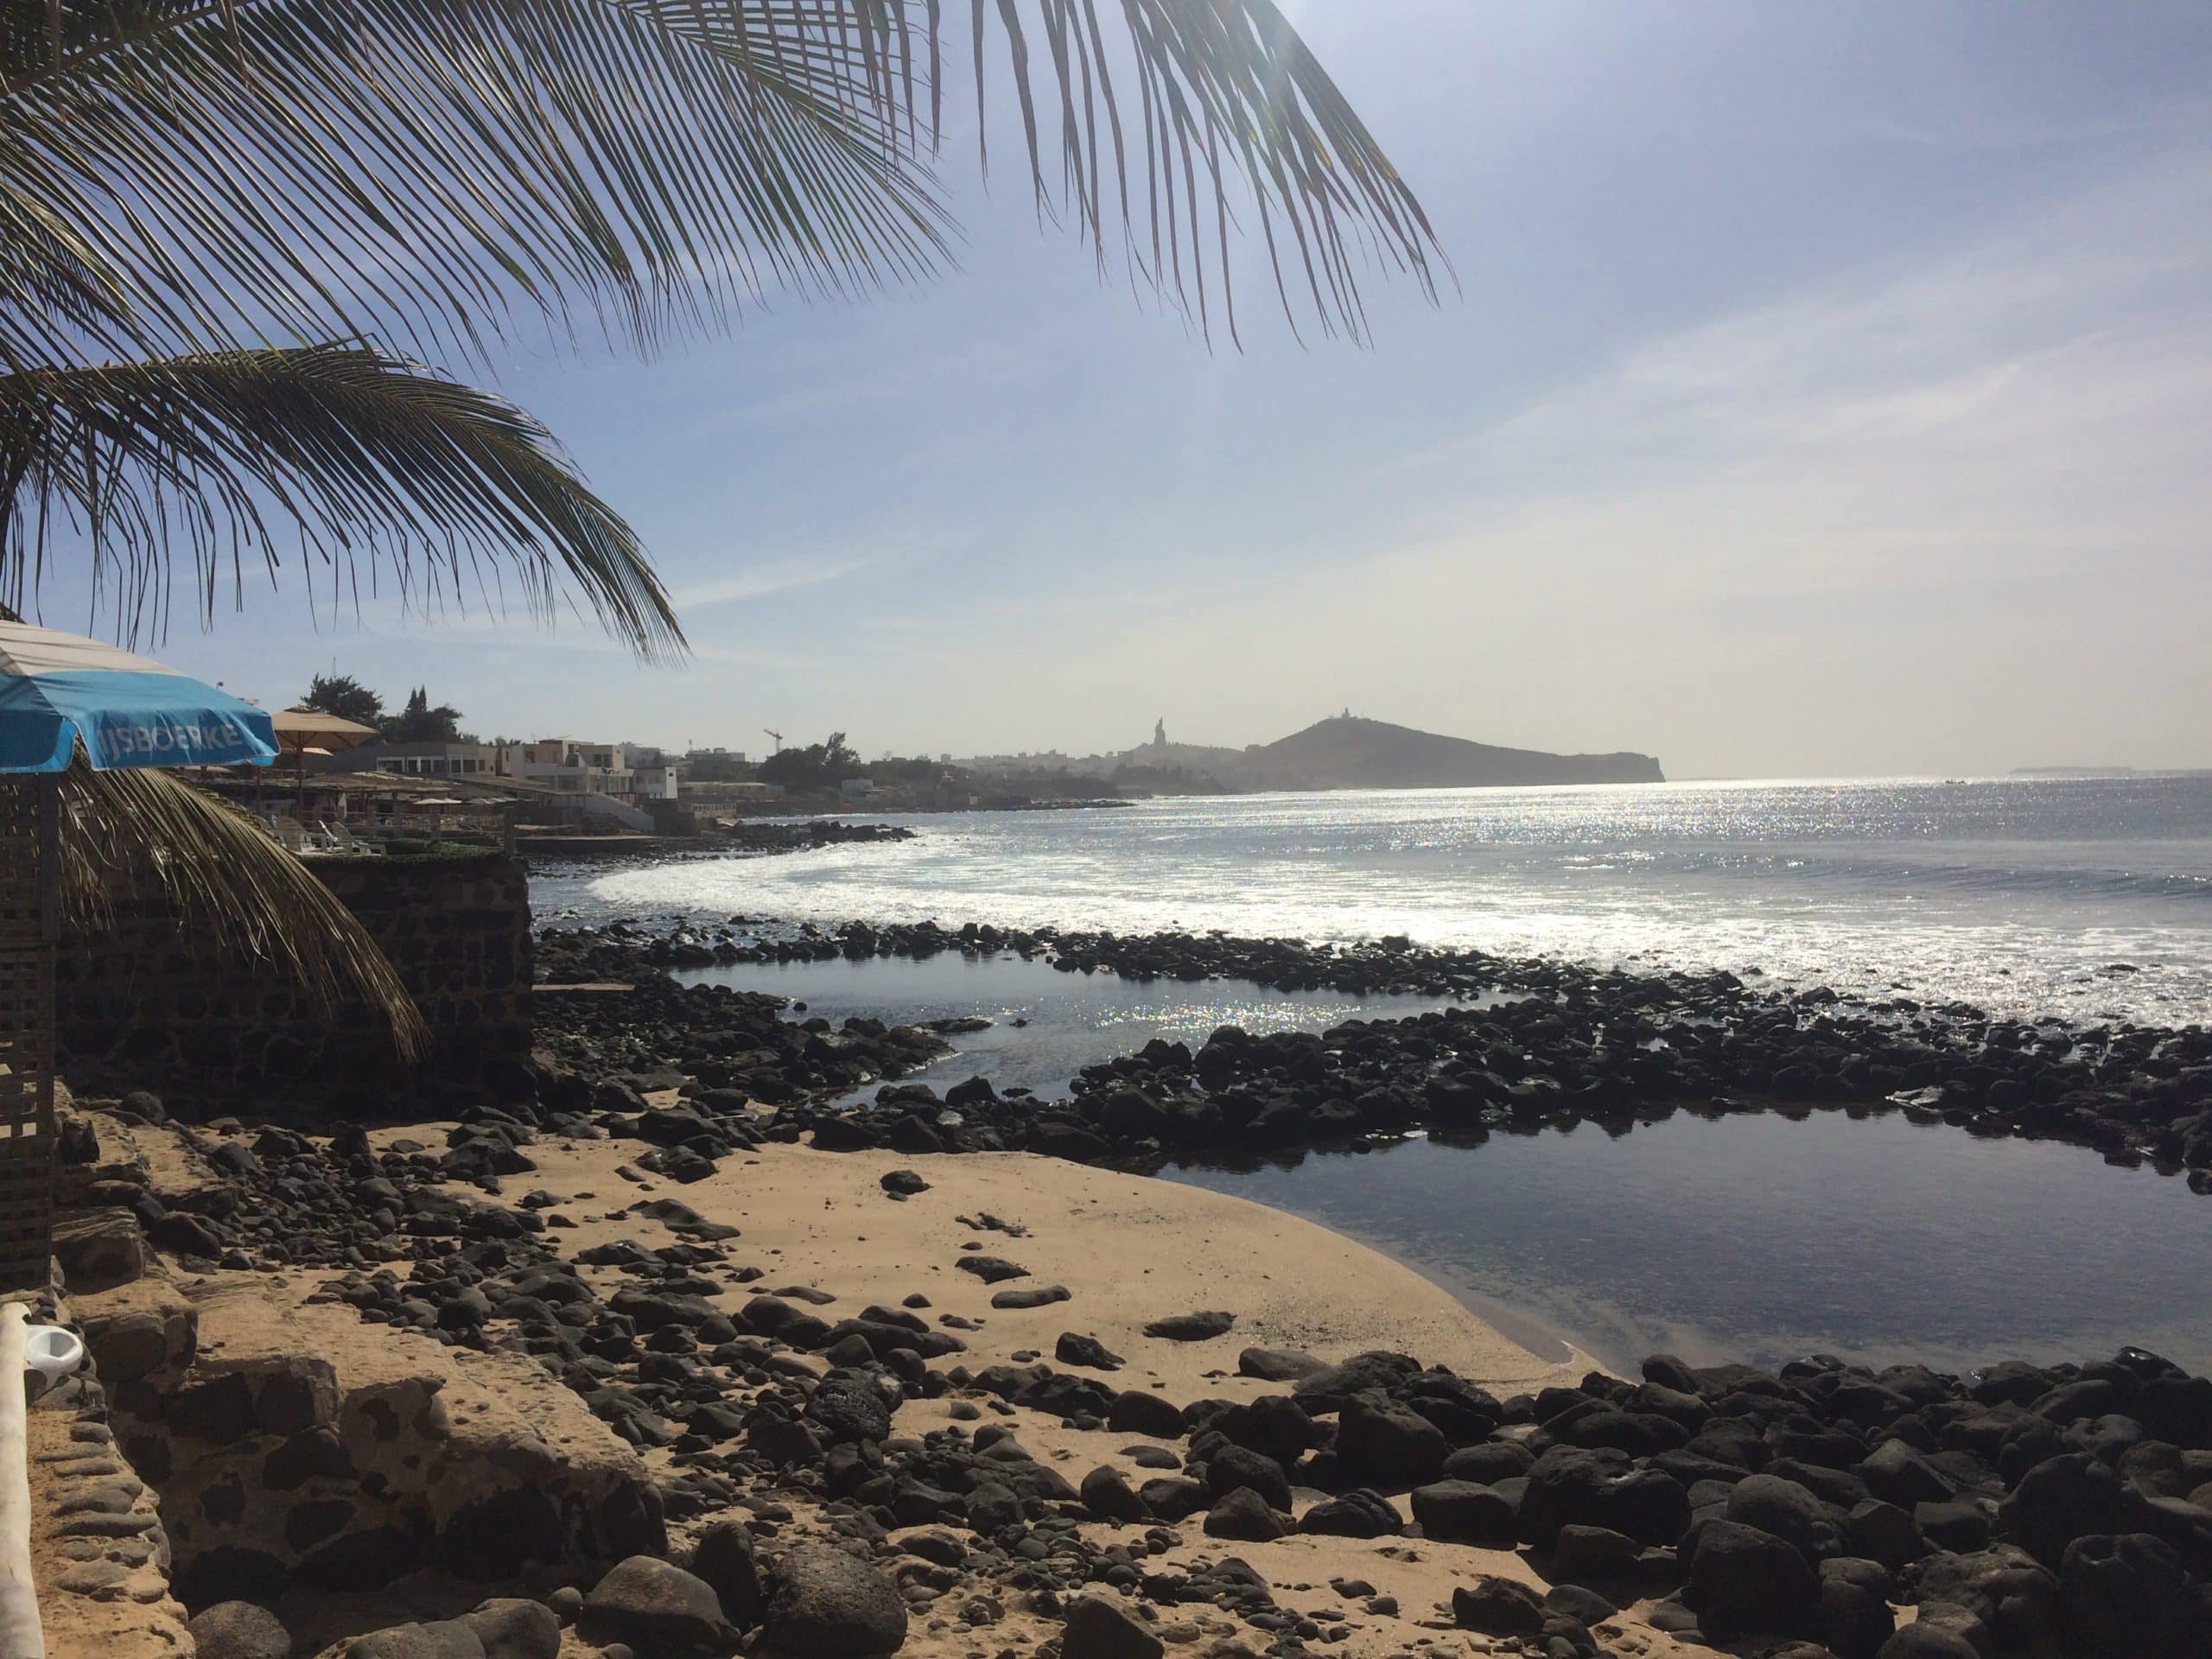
762 728 784 753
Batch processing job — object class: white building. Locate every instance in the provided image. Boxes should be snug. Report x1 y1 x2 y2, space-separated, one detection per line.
498 738 677 803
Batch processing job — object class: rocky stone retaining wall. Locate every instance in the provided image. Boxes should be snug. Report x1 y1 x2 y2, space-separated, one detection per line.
99 1278 663 1606
56 1109 663 1618
26 1286 195 1659
58 851 533 1108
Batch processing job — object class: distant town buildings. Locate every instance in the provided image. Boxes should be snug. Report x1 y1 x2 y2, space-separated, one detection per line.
331 740 499 778
681 779 782 805
497 738 677 803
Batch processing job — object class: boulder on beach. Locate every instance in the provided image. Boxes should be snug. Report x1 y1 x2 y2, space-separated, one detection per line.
582 1556 734 1653
1237 1345 1325 1381
1688 1519 1820 1641
1412 1479 1520 1548
341 1623 485 1659
1061 1593 1165 1659
1056 1331 1125 1370
956 1255 1029 1283
991 1284 1071 1309
1141 1309 1234 1341
1080 1464 1149 1523
189 1601 292 1659
761 1541 909 1657
1451 1575 1545 1636
690 1519 764 1626
1336 1389 1448 1485
1202 1487 1293 1541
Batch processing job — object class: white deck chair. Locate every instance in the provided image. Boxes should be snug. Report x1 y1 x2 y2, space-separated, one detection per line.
324 822 383 856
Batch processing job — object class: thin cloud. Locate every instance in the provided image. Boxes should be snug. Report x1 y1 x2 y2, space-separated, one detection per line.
670 554 878 613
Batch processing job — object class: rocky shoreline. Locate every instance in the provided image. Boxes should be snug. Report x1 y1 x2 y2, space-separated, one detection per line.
535 918 2212 1190
36 912 2212 1659
57 1077 2212 1659
529 819 915 870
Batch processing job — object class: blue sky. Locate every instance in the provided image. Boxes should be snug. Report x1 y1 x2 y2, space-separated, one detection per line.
93 3 2212 776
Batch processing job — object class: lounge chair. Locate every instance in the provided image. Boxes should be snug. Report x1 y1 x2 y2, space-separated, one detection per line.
322 822 383 856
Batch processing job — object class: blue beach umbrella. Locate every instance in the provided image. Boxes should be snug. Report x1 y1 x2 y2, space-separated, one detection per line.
0 620 278 773
0 619 277 1293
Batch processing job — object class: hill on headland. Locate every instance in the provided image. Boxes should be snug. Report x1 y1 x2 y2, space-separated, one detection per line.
960 715 1664 793
1245 715 1664 789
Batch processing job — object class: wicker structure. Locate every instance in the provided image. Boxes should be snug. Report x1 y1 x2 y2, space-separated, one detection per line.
0 779 54 1293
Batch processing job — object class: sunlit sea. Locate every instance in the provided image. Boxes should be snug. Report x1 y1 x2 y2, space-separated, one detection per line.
537 774 2212 1370
546 774 2212 1027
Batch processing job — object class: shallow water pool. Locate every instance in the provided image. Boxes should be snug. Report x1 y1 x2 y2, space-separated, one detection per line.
670 950 2212 1376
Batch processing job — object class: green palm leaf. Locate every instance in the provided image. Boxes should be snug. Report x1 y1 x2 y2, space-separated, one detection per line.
2 2 1440 367
0 344 681 656
3 1 949 367
56 757 430 1059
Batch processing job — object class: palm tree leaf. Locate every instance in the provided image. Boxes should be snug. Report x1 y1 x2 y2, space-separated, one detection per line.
0 344 682 657
54 757 429 1060
2 2 1439 367
1 0 950 369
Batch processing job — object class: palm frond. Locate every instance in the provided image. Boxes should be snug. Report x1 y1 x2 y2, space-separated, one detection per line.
0 344 682 658
55 757 429 1061
2 1 1440 367
1 0 950 368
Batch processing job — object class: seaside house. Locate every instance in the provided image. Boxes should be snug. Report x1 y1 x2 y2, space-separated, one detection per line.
489 738 683 833
496 739 674 804
317 739 499 779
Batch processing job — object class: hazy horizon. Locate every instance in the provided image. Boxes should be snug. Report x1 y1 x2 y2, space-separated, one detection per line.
35 2 2212 779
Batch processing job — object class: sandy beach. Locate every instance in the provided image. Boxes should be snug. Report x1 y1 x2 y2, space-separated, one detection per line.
312 1125 1706 1659
520 1137 1579 1404
46 1004 2212 1659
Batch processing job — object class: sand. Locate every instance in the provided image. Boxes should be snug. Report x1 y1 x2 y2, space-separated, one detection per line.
524 1139 1571 1401
447 1134 1712 1658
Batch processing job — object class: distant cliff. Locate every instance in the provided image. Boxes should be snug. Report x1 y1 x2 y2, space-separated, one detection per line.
1245 715 1663 790
963 715 1665 793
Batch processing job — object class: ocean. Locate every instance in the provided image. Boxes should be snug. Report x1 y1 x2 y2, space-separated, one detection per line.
550 774 2212 1027
536 773 2212 1372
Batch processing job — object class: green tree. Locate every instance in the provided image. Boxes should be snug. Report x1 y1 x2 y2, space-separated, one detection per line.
0 3 1438 1042
301 673 385 729
759 732 862 791
383 687 465 745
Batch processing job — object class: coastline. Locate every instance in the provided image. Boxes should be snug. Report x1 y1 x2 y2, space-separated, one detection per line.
534 915 2212 1198
38 838 2212 1657
54 971 2212 1658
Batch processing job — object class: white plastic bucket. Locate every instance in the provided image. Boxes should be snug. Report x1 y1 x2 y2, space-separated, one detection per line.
22 1326 83 1388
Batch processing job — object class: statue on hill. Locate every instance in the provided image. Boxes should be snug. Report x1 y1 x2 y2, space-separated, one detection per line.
1154 717 1168 750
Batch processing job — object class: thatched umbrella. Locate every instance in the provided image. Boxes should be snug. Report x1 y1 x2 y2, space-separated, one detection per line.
269 705 381 821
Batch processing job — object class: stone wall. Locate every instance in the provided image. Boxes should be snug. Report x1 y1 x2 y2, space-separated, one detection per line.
58 1110 663 1619
27 1285 197 1659
57 852 532 1110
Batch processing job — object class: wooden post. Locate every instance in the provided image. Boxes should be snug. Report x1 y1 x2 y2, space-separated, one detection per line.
34 780 53 1135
